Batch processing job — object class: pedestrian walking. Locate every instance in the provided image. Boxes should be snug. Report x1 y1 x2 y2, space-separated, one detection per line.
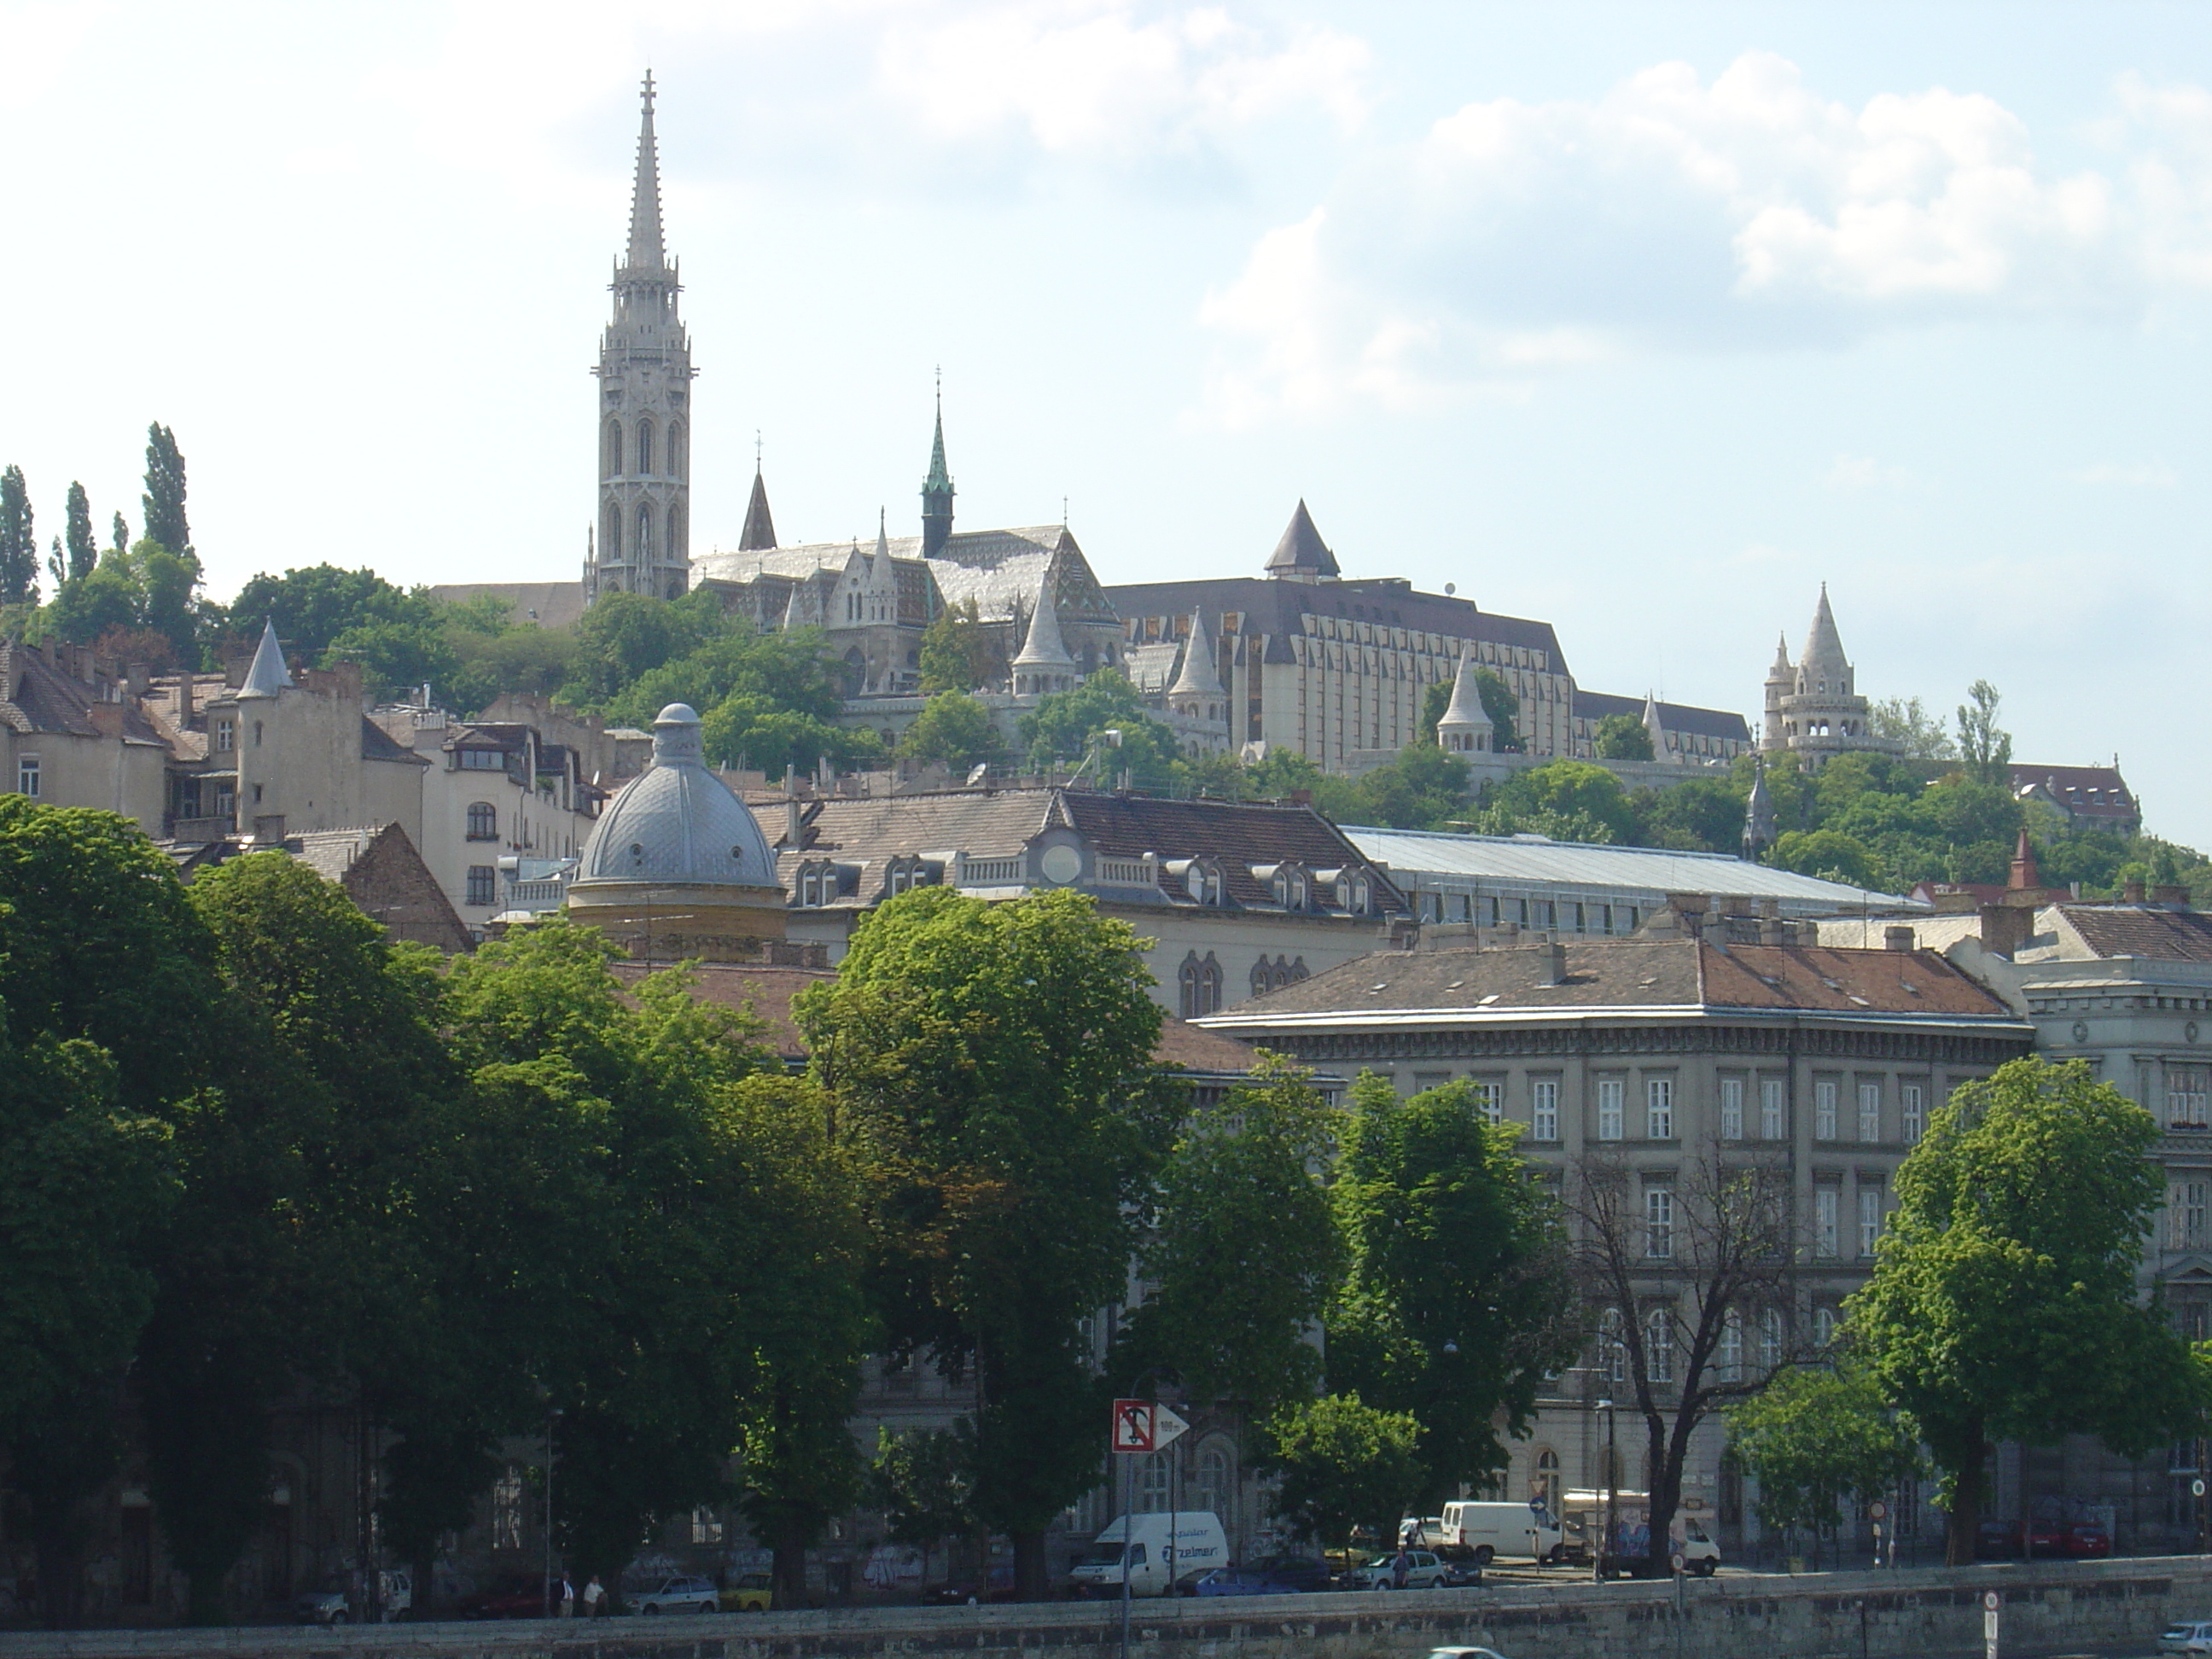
584 1575 605 1617
557 1573 574 1617
1391 1548 1410 1590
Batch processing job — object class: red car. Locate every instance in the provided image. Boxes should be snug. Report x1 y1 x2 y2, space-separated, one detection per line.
457 1576 562 1618
2033 1522 2111 1559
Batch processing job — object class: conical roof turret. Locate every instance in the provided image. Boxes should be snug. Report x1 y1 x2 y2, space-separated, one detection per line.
1438 652 1491 732
239 618 292 699
1768 632 1793 677
625 73 667 272
1800 585 1849 679
1264 499 1340 580
1169 611 1225 700
1012 559 1074 670
738 463 777 551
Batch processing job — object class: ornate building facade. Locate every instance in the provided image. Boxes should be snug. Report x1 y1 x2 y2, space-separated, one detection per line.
585 74 694 604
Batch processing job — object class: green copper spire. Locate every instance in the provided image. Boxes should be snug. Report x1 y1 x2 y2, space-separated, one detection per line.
921 373 954 558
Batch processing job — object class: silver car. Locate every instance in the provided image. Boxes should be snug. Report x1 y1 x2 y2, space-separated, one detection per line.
635 1575 720 1615
2160 1620 2212 1656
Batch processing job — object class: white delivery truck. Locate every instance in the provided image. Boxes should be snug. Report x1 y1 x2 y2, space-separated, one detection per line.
1438 1499 1567 1564
1067 1512 1228 1598
1557 1490 1720 1576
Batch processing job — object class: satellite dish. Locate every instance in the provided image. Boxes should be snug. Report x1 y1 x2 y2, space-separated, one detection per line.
966 762 989 787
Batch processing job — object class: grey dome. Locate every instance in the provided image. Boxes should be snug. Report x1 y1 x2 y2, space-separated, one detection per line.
575 703 777 887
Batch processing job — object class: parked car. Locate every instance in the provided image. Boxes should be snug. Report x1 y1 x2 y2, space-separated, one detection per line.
1342 1551 1450 1591
2031 1521 2111 1559
1974 1520 2025 1559
634 1575 720 1615
294 1569 411 1625
922 1565 1016 1605
1433 1549 1485 1588
1178 1568 1276 1597
719 1571 774 1611
2160 1620 2212 1656
1425 1649 1514 1659
456 1575 561 1618
1242 1553 1333 1593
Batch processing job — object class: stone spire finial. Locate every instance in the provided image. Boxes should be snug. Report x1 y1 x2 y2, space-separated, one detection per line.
922 375 955 559
1800 584 1849 680
1436 652 1493 754
626 72 666 272
738 450 777 551
1743 758 1777 860
1642 689 1669 757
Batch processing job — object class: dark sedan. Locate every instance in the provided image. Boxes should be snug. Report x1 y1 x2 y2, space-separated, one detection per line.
456 1576 561 1618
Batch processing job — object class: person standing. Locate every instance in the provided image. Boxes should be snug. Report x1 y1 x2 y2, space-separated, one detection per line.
557 1573 575 1617
583 1575 606 1617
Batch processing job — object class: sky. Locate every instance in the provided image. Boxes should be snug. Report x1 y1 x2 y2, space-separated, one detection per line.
3 1 2209 844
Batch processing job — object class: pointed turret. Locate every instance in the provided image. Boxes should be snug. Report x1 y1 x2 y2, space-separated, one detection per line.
626 72 667 273
1798 584 1850 688
1169 610 1226 702
2009 828 2041 894
922 382 955 559
1012 560 1075 696
1640 689 1674 760
1742 760 1776 861
1436 653 1493 754
739 463 777 551
239 619 292 699
1264 500 1340 582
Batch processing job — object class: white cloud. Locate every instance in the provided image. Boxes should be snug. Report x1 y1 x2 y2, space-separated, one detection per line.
0 0 108 111
2066 459 2177 486
1200 53 2212 421
1827 453 1914 492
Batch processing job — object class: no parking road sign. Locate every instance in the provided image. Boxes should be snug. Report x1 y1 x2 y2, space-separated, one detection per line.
1109 1399 1190 1454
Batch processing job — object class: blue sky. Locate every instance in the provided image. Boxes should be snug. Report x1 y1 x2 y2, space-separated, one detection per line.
3 1 2208 843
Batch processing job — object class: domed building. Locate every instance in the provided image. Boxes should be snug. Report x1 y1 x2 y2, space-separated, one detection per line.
565 702 789 959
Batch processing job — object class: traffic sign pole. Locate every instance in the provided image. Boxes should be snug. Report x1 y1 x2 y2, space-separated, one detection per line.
1983 1588 2000 1659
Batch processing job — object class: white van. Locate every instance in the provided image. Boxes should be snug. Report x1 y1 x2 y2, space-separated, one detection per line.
1439 1500 1565 1564
1557 1490 1721 1575
1067 1512 1229 1598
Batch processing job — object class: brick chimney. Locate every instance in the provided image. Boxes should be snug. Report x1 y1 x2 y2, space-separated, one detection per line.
2154 885 2190 908
1884 924 1917 952
1540 941 1568 985
1980 901 2034 958
2123 878 2147 904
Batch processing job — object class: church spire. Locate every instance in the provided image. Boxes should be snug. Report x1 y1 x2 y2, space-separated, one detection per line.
626 72 666 272
922 373 954 559
738 449 777 552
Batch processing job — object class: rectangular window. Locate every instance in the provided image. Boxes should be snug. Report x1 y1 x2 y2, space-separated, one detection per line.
1815 1188 1839 1259
1816 1080 1838 1140
1411 1071 1451 1094
2171 1068 2210 1128
1761 1078 1786 1140
492 1467 524 1551
1901 1083 1926 1144
1720 1078 1744 1142
215 721 234 753
459 748 507 771
2175 1180 2209 1250
1532 1080 1559 1142
690 1507 725 1545
1859 1185 1883 1257
1598 1079 1624 1141
1644 1187 1674 1260
1646 1077 1674 1140
15 754 37 799
1858 1081 1882 1143
1472 1080 1502 1125
466 865 497 908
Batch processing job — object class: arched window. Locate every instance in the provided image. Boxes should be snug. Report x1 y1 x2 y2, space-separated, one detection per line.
1531 1448 1559 1510
669 420 687 480
1178 952 1223 1019
1718 1312 1743 1382
467 801 498 841
636 504 653 564
1138 1451 1172 1514
636 419 655 476
667 503 684 562
1813 1306 1836 1348
1759 1307 1783 1372
602 502 621 562
1195 1446 1231 1522
602 419 622 479
1599 1307 1625 1384
1646 1307 1674 1384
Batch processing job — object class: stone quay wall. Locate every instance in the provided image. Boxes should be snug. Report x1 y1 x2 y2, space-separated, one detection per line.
3 1558 2209 1659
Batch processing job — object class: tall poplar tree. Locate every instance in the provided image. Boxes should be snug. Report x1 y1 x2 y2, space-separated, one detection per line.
0 464 37 604
142 422 190 556
63 481 96 581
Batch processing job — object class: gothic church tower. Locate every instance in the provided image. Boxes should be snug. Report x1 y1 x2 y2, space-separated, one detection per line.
587 74 693 604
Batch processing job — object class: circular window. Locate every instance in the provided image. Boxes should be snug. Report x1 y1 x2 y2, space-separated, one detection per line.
1039 845 1082 885
2072 1021 2089 1045
2191 1021 2202 1045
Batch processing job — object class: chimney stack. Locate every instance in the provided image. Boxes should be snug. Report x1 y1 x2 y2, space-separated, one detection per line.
1979 901 2034 958
2154 885 2190 908
1883 924 1917 952
1541 941 1567 986
2123 878 2147 904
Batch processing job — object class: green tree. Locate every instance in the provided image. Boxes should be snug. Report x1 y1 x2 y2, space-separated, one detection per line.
109 511 128 554
701 694 879 779
142 422 190 557
1475 760 1637 843
900 690 1000 771
0 464 36 604
560 589 725 707
1327 1075 1579 1505
1476 669 1524 753
1955 678 2012 788
607 621 841 731
1848 1058 2212 1564
1357 743 1470 831
61 482 96 584
872 1422 981 1559
1725 1365 1921 1550
1592 713 1655 761
798 887 1169 1598
1629 775 1748 854
1016 669 1184 790
918 597 999 694
1259 1394 1423 1557
1871 695 1957 761
1767 828 1887 890
1115 1058 1346 1416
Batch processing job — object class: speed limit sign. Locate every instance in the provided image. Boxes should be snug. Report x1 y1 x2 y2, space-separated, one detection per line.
1868 1500 1888 1521
2195 1478 2207 1499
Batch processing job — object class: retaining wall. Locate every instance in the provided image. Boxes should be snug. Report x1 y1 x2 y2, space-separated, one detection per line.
3 1558 2209 1659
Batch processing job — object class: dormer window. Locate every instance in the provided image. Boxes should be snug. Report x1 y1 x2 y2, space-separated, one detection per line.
1265 863 1311 911
1337 872 1371 914
1176 858 1224 907
458 748 504 771
882 855 940 899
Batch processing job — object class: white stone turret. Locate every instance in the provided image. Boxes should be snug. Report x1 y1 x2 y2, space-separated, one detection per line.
1642 690 1671 761
238 619 292 699
1011 559 1076 696
1168 611 1225 713
1759 585 1898 769
1436 653 1493 754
